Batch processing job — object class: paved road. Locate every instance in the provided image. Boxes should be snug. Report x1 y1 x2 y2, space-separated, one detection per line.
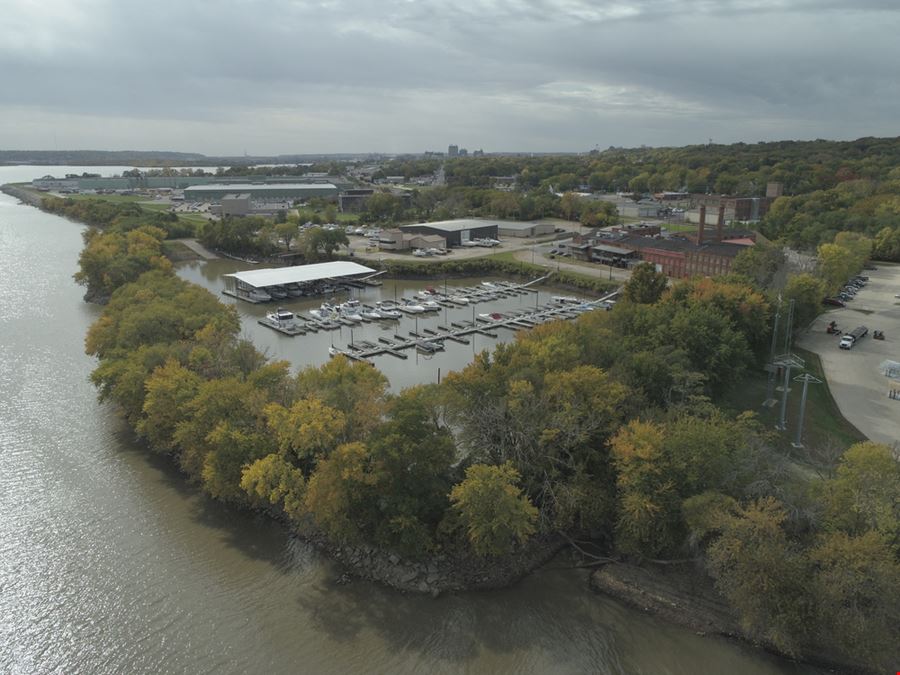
799 263 900 448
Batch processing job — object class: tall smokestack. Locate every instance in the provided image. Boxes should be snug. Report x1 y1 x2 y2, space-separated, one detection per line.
698 205 706 245
717 203 725 242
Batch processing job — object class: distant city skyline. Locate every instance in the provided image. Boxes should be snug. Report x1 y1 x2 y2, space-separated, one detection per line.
2 1 899 155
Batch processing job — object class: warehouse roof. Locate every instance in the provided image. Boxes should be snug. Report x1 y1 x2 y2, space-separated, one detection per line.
225 261 375 288
185 183 337 192
400 219 501 233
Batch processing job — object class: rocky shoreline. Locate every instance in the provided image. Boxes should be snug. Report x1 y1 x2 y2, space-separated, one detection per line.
317 531 566 595
590 561 870 675
1 183 44 207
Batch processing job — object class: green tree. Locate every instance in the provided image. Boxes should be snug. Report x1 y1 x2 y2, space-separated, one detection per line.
448 463 538 556
809 531 900 669
782 273 826 331
622 262 668 304
819 441 900 547
730 241 784 289
703 497 812 653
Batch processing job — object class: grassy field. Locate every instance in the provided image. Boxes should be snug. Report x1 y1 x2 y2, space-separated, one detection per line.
722 347 866 455
63 193 150 204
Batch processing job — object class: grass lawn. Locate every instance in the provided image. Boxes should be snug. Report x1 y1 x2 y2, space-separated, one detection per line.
662 223 698 233
722 347 866 456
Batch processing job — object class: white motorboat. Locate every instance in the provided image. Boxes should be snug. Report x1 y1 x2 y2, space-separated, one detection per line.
248 288 272 302
268 286 288 299
478 312 504 321
449 294 469 305
378 307 402 319
328 346 340 357
267 308 295 324
284 283 304 297
402 301 426 313
310 302 338 320
360 307 383 320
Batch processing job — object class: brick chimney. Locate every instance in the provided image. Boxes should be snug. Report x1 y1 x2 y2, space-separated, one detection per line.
716 203 725 242
698 205 706 245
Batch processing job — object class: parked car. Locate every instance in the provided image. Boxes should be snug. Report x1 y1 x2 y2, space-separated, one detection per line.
823 297 845 307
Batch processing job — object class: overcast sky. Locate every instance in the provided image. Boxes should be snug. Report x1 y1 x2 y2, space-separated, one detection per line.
1 0 898 155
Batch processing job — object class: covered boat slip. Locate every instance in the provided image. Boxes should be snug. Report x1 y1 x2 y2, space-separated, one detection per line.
223 260 377 302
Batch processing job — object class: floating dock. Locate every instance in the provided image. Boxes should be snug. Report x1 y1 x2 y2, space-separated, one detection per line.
328 291 618 362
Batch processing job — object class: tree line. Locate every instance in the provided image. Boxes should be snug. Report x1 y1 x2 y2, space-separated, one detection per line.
76 217 899 668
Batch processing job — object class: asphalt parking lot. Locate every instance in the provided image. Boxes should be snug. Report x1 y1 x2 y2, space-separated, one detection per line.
799 263 900 448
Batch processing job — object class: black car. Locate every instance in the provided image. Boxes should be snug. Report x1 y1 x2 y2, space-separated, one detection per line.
822 297 845 307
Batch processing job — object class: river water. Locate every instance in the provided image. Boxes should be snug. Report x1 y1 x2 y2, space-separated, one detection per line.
0 167 822 674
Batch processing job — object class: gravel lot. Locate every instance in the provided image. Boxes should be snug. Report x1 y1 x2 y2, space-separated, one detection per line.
799 263 900 448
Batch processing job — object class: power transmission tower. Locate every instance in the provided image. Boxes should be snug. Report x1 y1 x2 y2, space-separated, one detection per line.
764 296 782 406
774 352 805 431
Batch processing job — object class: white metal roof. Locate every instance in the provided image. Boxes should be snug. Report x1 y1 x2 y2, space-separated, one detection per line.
400 218 501 233
225 261 375 288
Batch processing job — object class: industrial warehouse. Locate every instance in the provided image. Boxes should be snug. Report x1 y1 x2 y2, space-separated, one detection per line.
184 182 338 202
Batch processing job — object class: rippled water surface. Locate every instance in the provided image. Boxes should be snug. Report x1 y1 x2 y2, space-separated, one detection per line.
0 167 823 674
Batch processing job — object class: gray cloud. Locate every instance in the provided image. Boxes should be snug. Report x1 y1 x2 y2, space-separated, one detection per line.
0 0 898 153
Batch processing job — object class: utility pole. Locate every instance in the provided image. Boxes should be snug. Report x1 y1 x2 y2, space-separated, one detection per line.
764 296 782 406
773 353 804 431
792 373 822 448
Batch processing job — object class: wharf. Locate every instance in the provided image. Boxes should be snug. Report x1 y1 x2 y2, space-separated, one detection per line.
257 317 306 335
329 291 618 362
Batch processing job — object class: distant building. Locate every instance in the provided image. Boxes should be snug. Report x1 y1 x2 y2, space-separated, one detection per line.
565 205 754 278
766 182 784 198
183 182 338 202
220 193 251 216
619 199 665 219
399 219 498 247
377 229 446 251
496 221 555 238
339 189 375 213
458 148 468 157
448 144 459 157
610 222 661 237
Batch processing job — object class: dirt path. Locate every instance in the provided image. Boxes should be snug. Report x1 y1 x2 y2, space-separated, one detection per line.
175 238 219 260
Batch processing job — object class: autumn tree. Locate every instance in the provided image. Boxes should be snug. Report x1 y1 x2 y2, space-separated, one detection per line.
701 497 812 653
74 226 172 300
137 358 203 452
241 453 307 521
448 463 538 556
304 442 380 541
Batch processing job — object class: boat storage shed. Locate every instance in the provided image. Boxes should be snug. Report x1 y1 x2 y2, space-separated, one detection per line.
223 261 375 300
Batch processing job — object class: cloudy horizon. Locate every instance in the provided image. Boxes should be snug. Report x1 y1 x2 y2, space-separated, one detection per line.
1 0 898 155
